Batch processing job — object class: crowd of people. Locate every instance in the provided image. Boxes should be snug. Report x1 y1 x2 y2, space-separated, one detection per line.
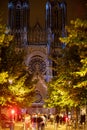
24 113 46 130
22 112 86 130
23 113 67 130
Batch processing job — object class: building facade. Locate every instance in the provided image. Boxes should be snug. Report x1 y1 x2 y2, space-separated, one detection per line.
7 0 67 113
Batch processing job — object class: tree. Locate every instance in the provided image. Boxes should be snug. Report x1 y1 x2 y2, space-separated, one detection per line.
45 19 87 110
0 21 13 107
0 22 38 130
60 18 87 106
0 21 36 109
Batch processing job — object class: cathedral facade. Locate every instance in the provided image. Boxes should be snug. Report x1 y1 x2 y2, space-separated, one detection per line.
7 0 67 113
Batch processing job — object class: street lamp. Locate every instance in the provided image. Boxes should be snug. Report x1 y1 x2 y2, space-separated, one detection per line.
8 79 13 84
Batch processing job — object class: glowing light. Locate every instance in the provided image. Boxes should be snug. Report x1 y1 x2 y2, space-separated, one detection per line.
11 109 15 115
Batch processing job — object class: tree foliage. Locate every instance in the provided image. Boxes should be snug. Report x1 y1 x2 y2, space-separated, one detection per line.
0 22 36 108
45 19 87 108
0 73 36 107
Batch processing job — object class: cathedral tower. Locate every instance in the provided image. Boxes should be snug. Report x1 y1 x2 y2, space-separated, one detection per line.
46 0 67 76
8 0 29 46
46 0 67 44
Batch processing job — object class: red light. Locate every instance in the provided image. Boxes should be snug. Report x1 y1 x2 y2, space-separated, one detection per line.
11 109 15 114
66 117 68 121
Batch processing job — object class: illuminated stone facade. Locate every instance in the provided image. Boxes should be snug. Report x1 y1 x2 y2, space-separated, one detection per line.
8 0 67 113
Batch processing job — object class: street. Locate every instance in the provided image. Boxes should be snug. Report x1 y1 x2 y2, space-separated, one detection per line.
2 121 87 130
2 122 66 130
14 122 66 130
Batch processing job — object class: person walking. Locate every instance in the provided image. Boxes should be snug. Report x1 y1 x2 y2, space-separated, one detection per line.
24 114 31 130
55 114 60 130
37 113 43 130
40 114 46 130
31 113 37 130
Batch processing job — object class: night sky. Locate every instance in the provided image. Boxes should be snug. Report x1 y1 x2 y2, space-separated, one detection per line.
0 0 87 27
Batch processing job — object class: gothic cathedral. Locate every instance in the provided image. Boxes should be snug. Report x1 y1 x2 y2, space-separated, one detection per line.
7 0 67 113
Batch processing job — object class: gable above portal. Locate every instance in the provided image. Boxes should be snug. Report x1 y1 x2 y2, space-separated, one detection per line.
29 22 47 45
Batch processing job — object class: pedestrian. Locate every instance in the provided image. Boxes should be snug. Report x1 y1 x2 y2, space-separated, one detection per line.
40 114 46 130
80 114 85 125
24 114 31 130
50 114 54 124
37 113 43 130
31 113 37 130
59 114 63 125
43 114 48 126
55 114 60 130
